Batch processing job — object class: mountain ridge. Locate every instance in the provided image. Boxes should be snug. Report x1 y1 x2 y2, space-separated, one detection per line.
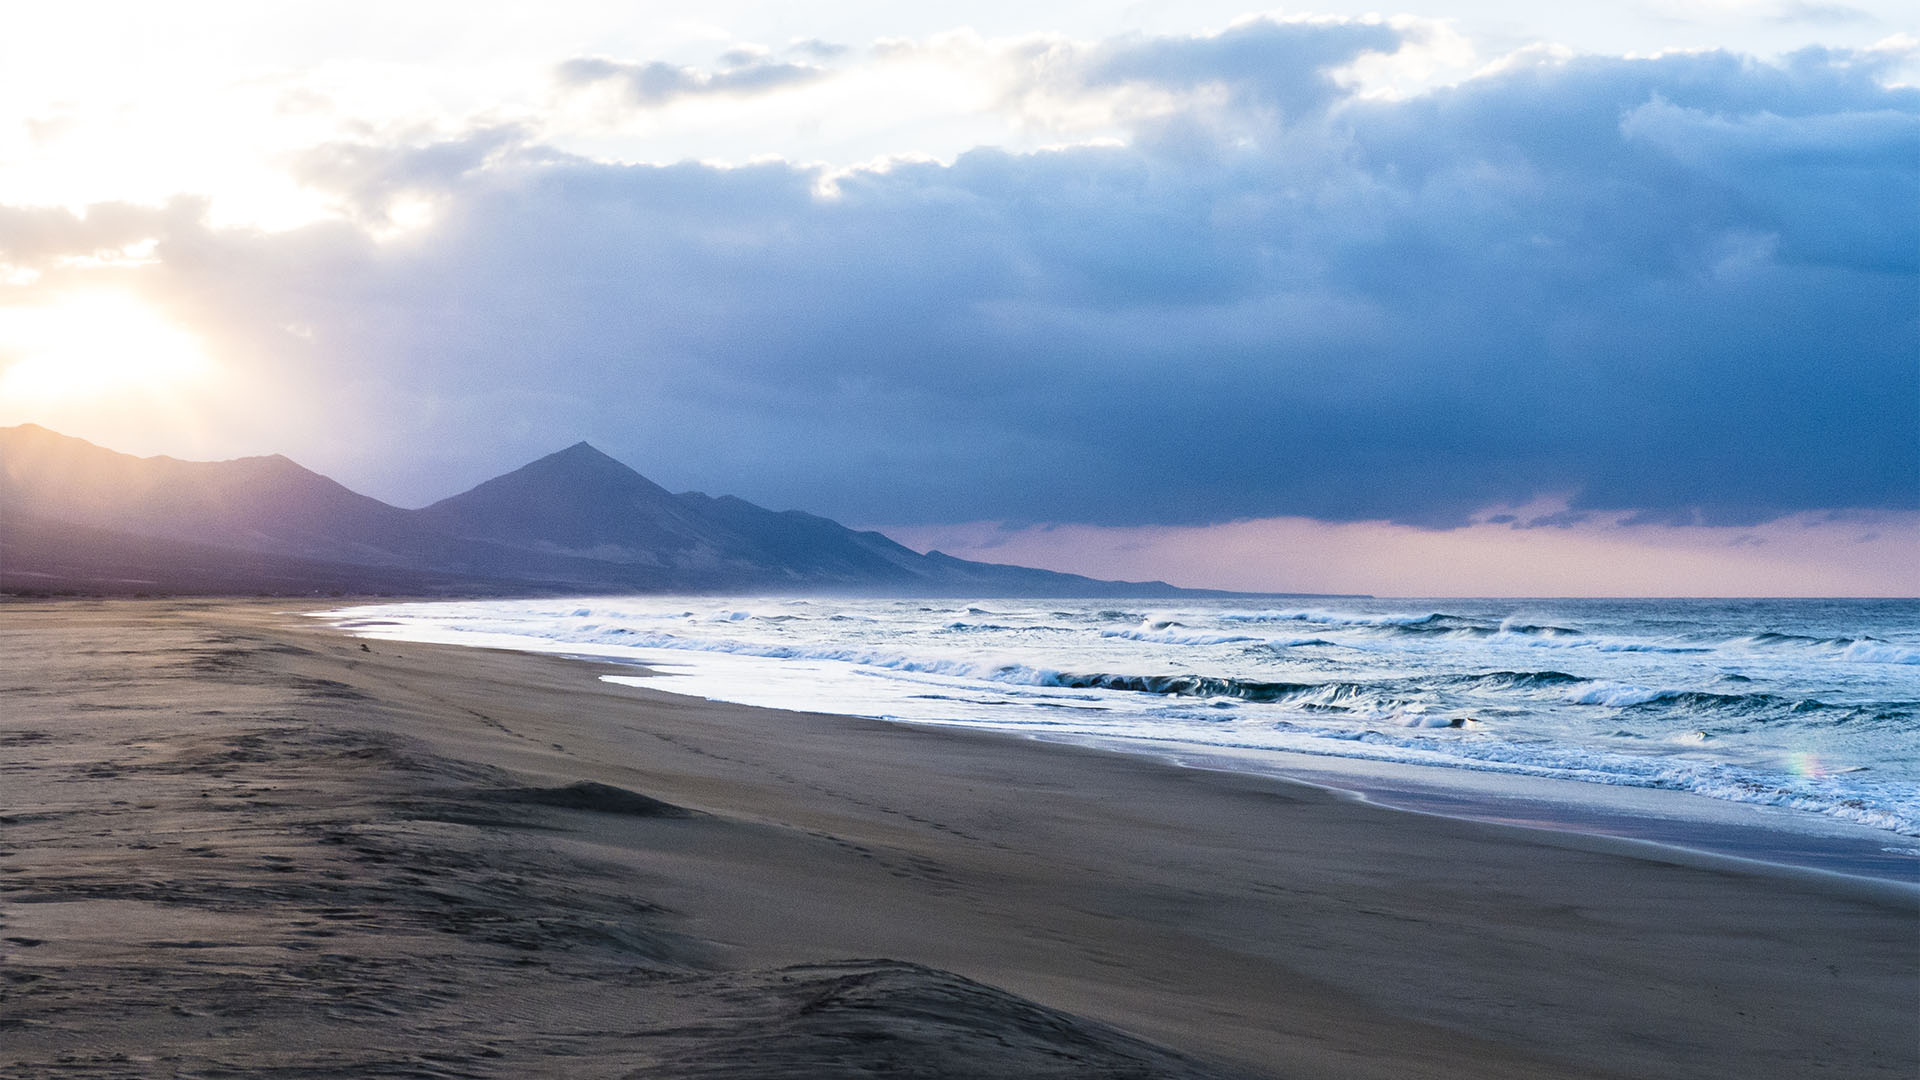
0 424 1346 598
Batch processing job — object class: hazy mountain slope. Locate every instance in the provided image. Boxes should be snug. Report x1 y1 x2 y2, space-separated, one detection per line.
418 443 931 587
663 494 931 584
1 424 1254 597
413 443 717 563
0 513 527 597
0 426 666 589
3 424 454 568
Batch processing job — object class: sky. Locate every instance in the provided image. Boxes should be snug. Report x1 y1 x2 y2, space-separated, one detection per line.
0 2 1915 595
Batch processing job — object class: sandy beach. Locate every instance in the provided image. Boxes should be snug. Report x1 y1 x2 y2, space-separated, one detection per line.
2 598 1914 1079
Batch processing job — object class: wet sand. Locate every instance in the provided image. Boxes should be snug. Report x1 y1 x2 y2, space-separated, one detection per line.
2 598 1914 1078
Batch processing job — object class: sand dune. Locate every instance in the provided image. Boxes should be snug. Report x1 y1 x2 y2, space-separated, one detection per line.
1 599 1912 1078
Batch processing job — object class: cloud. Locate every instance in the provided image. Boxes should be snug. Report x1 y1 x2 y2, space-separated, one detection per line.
556 55 830 107
17 23 1917 533
0 200 200 269
1083 16 1405 117
788 38 850 62
979 17 1420 142
1774 2 1878 25
292 125 537 225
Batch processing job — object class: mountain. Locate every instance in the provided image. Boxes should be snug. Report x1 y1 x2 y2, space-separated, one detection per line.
0 424 1263 598
415 442 935 588
0 424 671 592
0 512 507 597
4 422 455 567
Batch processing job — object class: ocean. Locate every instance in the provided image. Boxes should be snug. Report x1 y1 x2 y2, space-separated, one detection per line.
320 596 1920 878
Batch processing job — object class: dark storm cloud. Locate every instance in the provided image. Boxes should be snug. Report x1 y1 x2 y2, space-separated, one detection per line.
556 55 829 106
105 21 1920 526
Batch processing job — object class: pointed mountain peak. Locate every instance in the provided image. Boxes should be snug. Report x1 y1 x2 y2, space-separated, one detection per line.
533 440 620 466
418 438 678 527
508 440 663 487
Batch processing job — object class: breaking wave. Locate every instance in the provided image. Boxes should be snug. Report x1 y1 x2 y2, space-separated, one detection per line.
319 595 1920 841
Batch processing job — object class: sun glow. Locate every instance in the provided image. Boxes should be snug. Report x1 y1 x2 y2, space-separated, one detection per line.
0 293 213 405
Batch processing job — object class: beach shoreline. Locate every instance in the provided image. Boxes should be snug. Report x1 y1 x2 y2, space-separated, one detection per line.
323 592 1920 863
1036 736 1920 888
3 597 1915 1078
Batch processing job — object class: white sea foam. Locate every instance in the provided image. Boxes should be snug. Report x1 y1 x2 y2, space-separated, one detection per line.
1101 626 1264 646
315 595 1920 840
1836 640 1920 665
1218 608 1447 626
1563 682 1670 707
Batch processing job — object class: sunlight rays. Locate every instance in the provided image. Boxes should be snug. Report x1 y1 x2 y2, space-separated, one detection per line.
0 292 213 405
